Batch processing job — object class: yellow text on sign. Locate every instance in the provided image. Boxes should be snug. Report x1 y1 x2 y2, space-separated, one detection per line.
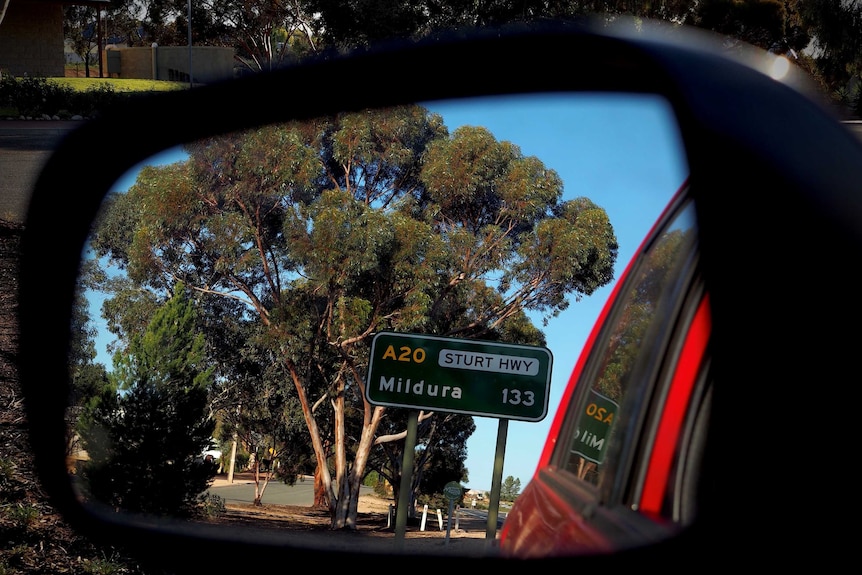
585 402 614 424
381 345 427 363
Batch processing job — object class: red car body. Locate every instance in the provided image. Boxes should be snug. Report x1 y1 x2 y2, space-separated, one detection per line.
501 181 713 557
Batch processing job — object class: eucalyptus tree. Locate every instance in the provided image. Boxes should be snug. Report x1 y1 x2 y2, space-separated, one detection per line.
86 104 618 529
207 312 314 505
202 0 319 73
798 0 862 113
63 5 101 77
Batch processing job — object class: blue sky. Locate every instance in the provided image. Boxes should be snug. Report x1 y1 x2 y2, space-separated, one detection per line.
91 93 688 493
424 94 688 491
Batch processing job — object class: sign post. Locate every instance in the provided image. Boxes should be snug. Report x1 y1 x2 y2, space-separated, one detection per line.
394 410 418 550
486 418 508 542
443 481 462 545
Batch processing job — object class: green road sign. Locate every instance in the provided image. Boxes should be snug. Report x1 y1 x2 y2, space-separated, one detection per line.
570 389 619 464
365 332 553 422
443 481 462 501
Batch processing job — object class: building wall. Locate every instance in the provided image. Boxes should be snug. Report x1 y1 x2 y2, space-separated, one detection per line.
0 0 65 77
107 45 235 84
0 1 232 83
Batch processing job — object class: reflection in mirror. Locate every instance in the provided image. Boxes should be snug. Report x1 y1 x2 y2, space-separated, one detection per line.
563 200 698 484
66 93 687 555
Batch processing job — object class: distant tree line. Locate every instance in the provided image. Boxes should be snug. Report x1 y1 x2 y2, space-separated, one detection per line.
62 1 861 115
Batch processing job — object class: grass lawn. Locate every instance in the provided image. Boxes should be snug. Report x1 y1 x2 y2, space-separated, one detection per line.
49 77 189 92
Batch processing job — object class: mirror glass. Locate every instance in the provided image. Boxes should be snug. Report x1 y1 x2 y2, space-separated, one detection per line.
67 92 688 556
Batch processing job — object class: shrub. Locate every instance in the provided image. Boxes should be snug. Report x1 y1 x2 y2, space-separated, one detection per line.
197 493 226 519
417 492 450 514
0 77 73 117
0 76 132 118
72 83 133 117
232 451 250 472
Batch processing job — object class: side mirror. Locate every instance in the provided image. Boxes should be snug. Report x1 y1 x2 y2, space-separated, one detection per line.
19 17 862 572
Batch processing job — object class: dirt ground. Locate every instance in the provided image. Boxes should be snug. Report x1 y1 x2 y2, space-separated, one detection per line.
200 473 500 557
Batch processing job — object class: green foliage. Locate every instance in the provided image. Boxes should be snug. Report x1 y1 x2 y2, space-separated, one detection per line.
0 76 73 117
500 475 521 501
367 409 474 509
69 273 113 413
49 0 858 120
0 76 177 118
81 559 124 575
78 283 217 517
596 228 695 401
797 0 862 113
4 503 39 528
364 470 392 498
695 0 796 49
68 83 124 118
77 551 130 575
197 493 227 519
231 451 250 472
203 315 313 498
417 491 452 514
86 104 618 525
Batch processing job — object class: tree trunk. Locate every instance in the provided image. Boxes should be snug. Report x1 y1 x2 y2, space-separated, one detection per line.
252 458 263 506
286 358 386 530
313 466 327 508
331 376 349 529
251 456 275 506
285 359 337 516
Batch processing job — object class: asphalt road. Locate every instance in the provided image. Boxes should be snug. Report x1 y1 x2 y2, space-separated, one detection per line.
208 475 374 506
0 120 86 224
206 473 505 527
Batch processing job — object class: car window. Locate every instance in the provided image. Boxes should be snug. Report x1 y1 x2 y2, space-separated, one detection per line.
560 198 700 499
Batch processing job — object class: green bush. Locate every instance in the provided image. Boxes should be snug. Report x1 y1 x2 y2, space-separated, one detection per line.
197 493 226 519
0 76 132 119
363 471 392 498
417 492 451 514
0 76 72 117
80 552 128 575
73 83 135 117
232 451 250 471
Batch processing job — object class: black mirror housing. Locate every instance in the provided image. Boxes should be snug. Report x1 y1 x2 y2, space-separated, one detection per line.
19 17 862 571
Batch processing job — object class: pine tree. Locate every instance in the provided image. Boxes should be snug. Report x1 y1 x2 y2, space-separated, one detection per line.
78 282 216 517
501 476 521 502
